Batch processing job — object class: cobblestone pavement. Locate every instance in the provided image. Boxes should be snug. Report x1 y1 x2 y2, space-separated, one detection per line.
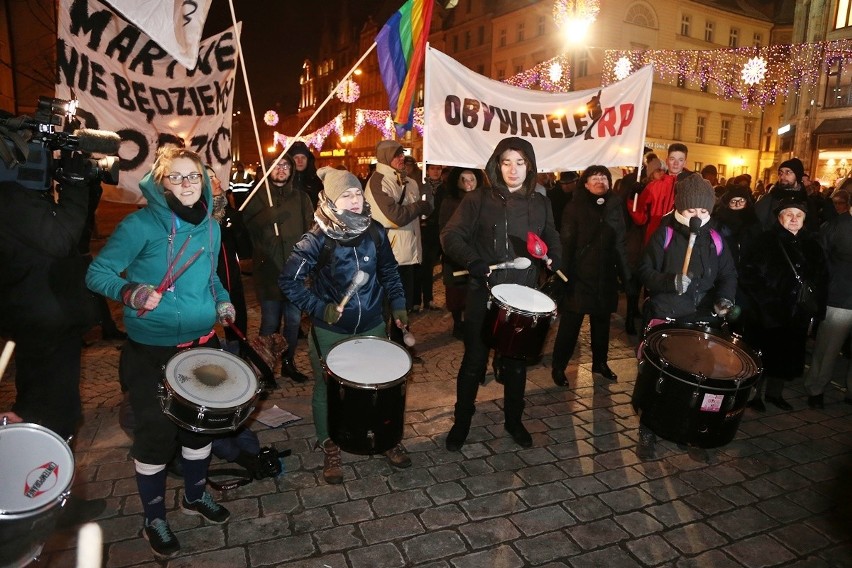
2 263 852 567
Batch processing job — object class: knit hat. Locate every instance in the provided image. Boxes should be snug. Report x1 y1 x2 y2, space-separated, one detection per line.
317 166 361 203
721 186 752 207
779 158 805 182
674 173 715 212
773 196 808 217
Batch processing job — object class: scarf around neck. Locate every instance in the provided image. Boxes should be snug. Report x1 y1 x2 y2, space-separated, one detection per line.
314 192 373 242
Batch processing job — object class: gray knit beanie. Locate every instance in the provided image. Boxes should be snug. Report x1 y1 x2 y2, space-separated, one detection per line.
317 166 361 204
675 173 715 212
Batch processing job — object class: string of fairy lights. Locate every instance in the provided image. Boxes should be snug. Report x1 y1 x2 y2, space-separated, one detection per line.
266 0 852 150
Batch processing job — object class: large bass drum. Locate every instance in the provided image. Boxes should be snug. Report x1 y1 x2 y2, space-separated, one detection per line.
632 323 762 449
0 422 75 568
324 336 412 455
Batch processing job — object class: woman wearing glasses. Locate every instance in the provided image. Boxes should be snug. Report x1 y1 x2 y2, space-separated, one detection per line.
242 154 314 382
87 147 234 559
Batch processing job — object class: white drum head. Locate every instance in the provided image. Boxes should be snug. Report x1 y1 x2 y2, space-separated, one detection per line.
492 283 556 314
0 423 74 516
326 336 411 386
164 348 258 408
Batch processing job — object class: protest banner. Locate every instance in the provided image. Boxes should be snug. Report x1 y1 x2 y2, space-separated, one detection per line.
423 45 653 173
56 0 237 203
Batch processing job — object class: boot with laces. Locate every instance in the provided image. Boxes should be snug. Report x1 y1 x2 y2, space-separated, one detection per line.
384 443 412 468
317 438 343 484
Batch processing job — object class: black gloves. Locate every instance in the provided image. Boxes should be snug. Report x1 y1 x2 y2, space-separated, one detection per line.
467 259 490 279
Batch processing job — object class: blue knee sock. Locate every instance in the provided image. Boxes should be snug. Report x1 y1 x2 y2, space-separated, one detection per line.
136 470 168 524
181 456 211 503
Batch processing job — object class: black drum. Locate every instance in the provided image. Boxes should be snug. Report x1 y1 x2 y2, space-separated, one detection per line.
324 336 412 455
483 283 558 361
632 323 762 449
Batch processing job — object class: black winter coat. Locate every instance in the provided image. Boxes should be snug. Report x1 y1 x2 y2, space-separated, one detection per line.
639 215 738 321
740 225 827 329
560 186 630 314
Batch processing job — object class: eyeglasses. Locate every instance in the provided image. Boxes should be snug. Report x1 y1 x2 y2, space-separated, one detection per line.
273 163 291 171
729 198 747 205
167 172 202 184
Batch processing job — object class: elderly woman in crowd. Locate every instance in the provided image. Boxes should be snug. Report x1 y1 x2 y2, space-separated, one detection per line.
739 197 827 411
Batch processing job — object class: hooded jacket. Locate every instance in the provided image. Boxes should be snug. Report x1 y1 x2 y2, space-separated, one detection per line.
286 141 324 208
441 136 561 289
365 140 429 266
86 169 229 346
243 154 314 301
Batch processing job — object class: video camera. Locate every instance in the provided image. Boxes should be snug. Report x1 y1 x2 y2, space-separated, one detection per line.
0 96 121 190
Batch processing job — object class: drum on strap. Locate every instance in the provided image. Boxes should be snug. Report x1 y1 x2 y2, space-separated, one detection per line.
160 347 260 433
632 323 762 449
0 423 74 568
324 336 412 455
483 283 557 361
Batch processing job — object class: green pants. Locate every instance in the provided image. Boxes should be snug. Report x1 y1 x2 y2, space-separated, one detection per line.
308 321 387 442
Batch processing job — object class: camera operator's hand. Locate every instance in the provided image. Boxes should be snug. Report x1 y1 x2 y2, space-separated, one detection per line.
120 283 161 311
56 152 89 185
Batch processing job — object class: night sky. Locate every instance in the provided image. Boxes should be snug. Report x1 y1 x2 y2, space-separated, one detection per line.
202 1 391 116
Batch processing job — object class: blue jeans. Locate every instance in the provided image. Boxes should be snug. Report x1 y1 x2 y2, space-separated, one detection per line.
259 299 302 359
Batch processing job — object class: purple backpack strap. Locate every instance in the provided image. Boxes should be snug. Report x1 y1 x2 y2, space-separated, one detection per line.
664 225 722 256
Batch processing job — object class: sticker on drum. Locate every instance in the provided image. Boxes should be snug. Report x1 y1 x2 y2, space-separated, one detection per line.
491 283 557 315
0 423 74 568
164 347 258 407
325 336 412 387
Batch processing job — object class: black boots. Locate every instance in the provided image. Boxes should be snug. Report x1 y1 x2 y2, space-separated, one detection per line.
281 357 308 383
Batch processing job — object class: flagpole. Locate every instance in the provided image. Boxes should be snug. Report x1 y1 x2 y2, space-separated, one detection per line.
239 42 378 212
227 0 274 210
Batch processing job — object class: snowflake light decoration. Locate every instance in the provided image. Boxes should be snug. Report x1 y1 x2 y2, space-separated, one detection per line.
336 79 361 103
614 57 632 81
741 56 767 86
548 62 563 84
263 110 279 126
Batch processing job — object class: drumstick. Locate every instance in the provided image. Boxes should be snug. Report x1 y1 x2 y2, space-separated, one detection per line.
452 257 532 277
0 340 14 382
137 248 205 316
338 270 368 311
75 522 102 568
681 217 702 275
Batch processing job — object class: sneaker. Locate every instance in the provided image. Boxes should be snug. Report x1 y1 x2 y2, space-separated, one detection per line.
143 518 180 558
181 492 230 524
317 438 343 484
384 444 412 468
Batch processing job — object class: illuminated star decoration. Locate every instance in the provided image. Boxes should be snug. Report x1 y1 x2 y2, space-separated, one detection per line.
263 110 279 126
741 56 767 85
336 79 361 104
614 57 632 81
552 0 600 29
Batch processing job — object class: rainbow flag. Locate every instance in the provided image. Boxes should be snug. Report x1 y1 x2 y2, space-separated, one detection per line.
376 0 434 134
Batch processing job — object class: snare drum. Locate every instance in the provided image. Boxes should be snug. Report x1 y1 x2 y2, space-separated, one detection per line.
0 423 74 568
483 283 557 361
160 347 260 433
632 323 762 448
324 336 412 455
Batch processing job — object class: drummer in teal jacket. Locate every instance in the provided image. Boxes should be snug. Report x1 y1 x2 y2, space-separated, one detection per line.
86 147 233 559
280 166 411 484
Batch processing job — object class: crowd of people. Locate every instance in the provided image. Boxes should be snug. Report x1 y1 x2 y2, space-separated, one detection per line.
3 131 850 560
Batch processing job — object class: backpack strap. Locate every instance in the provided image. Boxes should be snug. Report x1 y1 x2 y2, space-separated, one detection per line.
709 228 723 256
663 226 673 250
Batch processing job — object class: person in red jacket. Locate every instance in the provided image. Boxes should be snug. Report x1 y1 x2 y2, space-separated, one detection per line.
628 143 691 246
